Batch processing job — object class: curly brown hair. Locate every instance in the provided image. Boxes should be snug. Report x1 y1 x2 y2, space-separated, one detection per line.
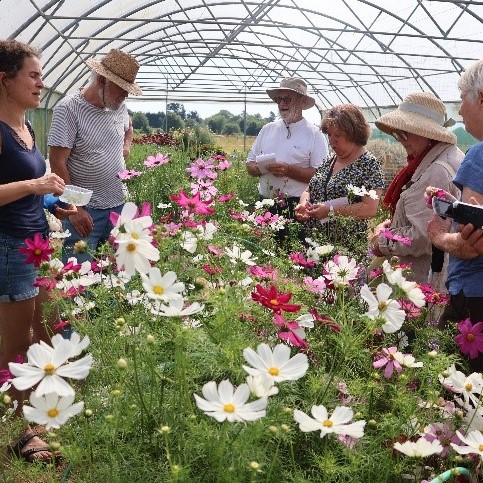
321 104 371 146
0 39 41 79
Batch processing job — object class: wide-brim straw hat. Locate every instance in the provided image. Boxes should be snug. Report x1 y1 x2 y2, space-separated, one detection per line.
86 49 142 96
375 92 456 144
266 77 315 110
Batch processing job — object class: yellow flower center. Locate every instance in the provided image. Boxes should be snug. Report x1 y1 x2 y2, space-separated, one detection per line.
378 301 387 311
479 444 483 452
48 408 59 418
322 420 333 428
465 383 473 392
131 233 139 240
270 299 279 306
466 333 475 342
43 363 56 375
34 248 42 256
268 367 280 376
223 403 235 413
153 285 164 295
126 243 137 253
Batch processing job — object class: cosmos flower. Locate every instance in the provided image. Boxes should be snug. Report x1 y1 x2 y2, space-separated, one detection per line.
148 298 204 317
170 190 215 216
117 169 142 180
423 423 461 457
451 430 483 460
454 318 483 359
115 238 160 276
141 268 185 301
245 374 279 398
9 338 93 397
194 380 266 422
323 255 359 287
373 347 403 379
272 313 308 349
379 229 412 246
394 437 443 457
23 392 84 430
225 244 257 266
294 405 366 439
251 284 301 313
360 283 406 334
144 153 169 168
19 233 55 267
242 343 308 382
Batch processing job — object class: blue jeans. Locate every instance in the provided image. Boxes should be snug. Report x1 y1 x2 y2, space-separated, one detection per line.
62 205 123 264
0 233 39 302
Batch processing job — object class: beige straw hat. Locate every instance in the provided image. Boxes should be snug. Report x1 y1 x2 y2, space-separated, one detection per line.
375 92 456 144
266 77 315 110
86 49 142 96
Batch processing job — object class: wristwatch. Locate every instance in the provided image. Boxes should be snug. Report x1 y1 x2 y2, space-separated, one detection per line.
328 204 335 217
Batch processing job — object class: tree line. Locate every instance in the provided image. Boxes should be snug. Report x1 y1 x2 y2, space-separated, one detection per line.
129 102 276 136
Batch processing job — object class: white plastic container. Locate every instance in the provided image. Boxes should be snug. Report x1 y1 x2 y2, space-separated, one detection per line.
59 185 93 206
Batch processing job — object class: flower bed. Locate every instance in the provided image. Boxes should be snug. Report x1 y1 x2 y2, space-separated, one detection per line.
1 144 482 482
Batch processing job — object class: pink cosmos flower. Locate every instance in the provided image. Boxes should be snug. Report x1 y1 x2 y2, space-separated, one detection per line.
218 192 235 202
380 229 412 246
191 182 218 200
424 188 448 207
170 190 215 216
207 244 223 256
162 222 183 236
144 153 169 167
254 211 281 227
53 319 71 331
419 283 449 305
309 308 340 333
454 318 483 359
118 169 142 180
272 313 308 349
399 300 422 319
216 159 231 170
228 210 248 221
373 347 403 378
186 158 217 179
0 355 24 383
423 423 461 458
289 252 316 268
248 265 279 281
202 265 223 276
251 284 301 313
109 202 152 227
303 276 326 295
19 233 55 267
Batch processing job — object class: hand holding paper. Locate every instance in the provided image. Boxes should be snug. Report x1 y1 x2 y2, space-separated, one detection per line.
255 153 276 174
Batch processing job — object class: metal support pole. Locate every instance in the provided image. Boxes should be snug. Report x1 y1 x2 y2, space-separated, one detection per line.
243 84 247 152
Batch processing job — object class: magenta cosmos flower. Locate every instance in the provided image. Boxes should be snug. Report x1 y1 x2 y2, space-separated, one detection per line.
170 190 215 216
373 346 403 378
251 284 301 313
19 233 55 267
454 318 483 359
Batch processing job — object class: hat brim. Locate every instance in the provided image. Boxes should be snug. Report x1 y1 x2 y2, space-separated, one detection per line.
86 58 142 96
375 109 455 144
266 88 315 110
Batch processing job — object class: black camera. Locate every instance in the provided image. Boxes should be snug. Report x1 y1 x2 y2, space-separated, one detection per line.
432 197 483 228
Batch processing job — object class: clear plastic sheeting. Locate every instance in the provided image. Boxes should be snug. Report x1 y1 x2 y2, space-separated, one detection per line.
2 0 482 112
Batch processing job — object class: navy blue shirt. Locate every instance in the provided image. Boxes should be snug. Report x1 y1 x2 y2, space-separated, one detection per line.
0 120 48 238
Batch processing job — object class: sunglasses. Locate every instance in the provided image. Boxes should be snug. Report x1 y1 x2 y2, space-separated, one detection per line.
273 96 295 105
392 130 408 142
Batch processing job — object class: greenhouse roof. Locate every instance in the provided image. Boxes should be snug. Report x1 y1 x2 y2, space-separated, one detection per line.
3 0 483 116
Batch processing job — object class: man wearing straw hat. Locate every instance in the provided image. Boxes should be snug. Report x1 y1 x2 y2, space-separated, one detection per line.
48 49 142 262
246 77 328 238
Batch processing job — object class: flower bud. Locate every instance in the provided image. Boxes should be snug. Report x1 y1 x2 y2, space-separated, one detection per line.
268 425 279 433
84 409 93 418
146 334 155 344
427 350 438 358
116 358 128 369
280 424 290 432
3 394 11 405
74 240 88 254
111 389 121 397
50 442 61 451
249 461 260 471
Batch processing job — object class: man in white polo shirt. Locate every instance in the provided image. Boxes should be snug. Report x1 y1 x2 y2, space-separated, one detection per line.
246 77 328 240
48 49 141 263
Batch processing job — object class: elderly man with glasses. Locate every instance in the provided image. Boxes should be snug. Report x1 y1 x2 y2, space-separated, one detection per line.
246 77 328 240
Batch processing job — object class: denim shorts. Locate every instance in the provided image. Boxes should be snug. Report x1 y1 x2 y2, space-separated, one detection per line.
0 233 39 302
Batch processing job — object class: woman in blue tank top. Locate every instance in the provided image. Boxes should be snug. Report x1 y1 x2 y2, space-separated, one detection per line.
0 40 74 463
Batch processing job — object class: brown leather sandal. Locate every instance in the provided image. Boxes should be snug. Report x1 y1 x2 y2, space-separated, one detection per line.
10 431 53 463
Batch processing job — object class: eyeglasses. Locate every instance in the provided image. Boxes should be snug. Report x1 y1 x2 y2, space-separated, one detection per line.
274 96 295 105
392 130 408 142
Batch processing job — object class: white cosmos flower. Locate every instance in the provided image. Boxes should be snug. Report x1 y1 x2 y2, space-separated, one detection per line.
194 380 267 422
180 231 198 253
452 430 483 460
23 392 84 430
440 367 483 406
399 280 426 308
225 244 257 266
324 255 359 287
393 353 423 369
196 222 217 240
9 338 93 397
255 199 274 209
295 313 315 328
360 283 406 333
110 202 153 239
141 268 185 301
394 437 443 457
246 374 279 398
0 381 11 393
125 290 143 305
148 298 204 317
47 332 90 357
115 238 160 276
242 343 308 382
382 260 406 286
294 405 366 439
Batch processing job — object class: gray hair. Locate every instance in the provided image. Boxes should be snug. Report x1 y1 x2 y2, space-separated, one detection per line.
458 59 483 101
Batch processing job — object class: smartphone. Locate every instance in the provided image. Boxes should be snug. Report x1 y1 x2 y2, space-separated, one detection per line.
432 197 483 227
